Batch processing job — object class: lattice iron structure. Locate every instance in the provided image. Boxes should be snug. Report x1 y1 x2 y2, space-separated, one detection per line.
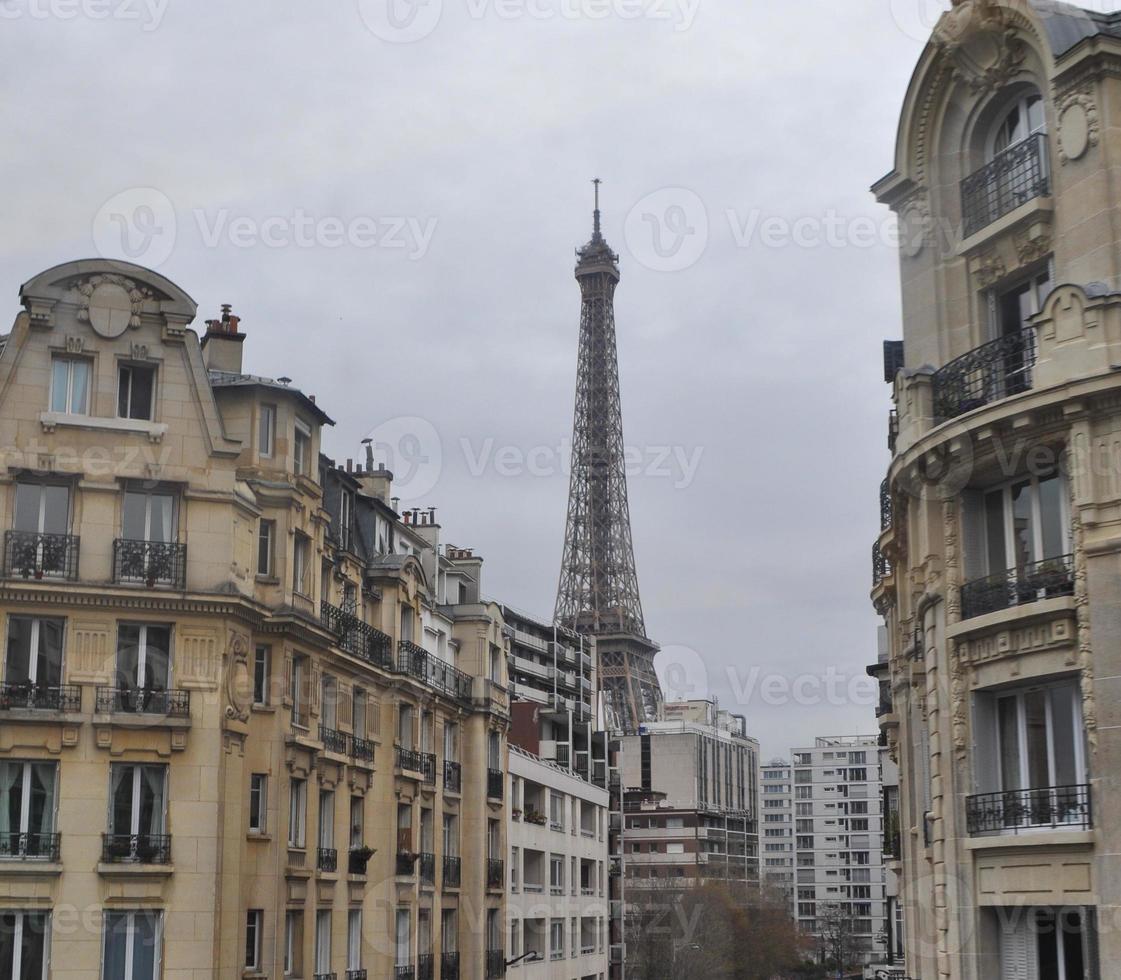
555 183 663 733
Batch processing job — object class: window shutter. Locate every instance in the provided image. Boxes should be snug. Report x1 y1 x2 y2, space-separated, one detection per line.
283 654 292 704
961 490 986 582
1001 915 1039 980
369 695 380 736
972 691 999 794
339 682 352 728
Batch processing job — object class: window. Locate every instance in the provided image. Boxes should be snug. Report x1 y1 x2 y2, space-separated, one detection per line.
550 918 565 960
0 911 49 978
339 490 353 551
4 617 64 688
249 774 267 834
442 909 457 956
122 486 175 542
284 911 302 977
11 482 72 577
49 357 90 415
102 910 161 980
990 91 1046 158
319 790 335 850
259 404 276 458
257 520 275 577
398 703 414 749
350 796 364 848
118 364 156 421
315 910 331 975
292 533 311 596
321 674 337 730
347 909 362 973
291 654 309 728
288 778 307 847
115 624 171 693
550 853 564 893
293 421 311 477
253 646 270 705
245 910 262 971
353 686 366 738
108 764 167 858
395 908 411 969
0 761 57 858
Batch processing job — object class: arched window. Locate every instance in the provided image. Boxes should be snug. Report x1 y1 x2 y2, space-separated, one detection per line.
990 92 1046 158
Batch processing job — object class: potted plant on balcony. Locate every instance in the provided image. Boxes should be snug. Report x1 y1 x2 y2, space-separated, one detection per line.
1025 558 1072 598
349 844 375 875
135 836 162 863
107 836 133 861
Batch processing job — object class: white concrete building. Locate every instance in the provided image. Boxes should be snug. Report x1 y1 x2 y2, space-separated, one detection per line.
767 736 890 969
507 746 610 980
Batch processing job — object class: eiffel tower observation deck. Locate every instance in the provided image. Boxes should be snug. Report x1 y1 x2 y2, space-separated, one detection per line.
555 181 663 734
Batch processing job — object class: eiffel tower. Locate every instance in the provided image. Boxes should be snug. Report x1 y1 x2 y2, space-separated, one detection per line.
555 181 663 734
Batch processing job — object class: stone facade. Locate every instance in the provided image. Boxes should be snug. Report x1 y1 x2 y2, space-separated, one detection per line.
0 259 509 979
872 3 1121 977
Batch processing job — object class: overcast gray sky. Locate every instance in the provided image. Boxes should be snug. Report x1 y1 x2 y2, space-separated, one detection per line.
0 0 956 757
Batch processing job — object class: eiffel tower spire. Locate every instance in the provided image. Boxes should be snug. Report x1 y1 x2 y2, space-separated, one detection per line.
555 181 663 733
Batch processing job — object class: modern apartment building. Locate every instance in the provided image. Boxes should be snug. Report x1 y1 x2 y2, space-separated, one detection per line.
618 701 759 893
506 745 610 980
872 2 1121 975
760 738 888 970
0 258 510 979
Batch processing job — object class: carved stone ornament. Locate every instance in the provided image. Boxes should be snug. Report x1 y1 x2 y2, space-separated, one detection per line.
1013 225 1052 266
1056 87 1099 164
933 1 1026 95
973 250 1007 288
225 633 252 723
899 196 933 259
72 273 153 338
1071 507 1098 757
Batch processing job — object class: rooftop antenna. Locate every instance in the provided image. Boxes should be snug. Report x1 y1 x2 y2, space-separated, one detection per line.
592 177 602 239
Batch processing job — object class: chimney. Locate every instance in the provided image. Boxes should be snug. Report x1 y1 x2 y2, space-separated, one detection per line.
201 304 247 374
355 439 395 503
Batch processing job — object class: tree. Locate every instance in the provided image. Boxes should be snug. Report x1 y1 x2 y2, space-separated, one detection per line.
817 902 869 976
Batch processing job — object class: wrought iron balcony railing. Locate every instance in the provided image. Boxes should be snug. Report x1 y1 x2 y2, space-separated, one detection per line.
3 530 79 580
487 858 504 889
96 686 191 717
313 973 337 980
961 133 1050 238
441 952 460 980
880 478 892 531
487 768 504 800
396 851 417 876
872 542 891 589
396 640 473 702
348 846 374 876
320 724 349 754
421 752 436 785
485 949 506 979
394 967 415 980
967 784 1092 835
932 326 1037 422
345 971 368 980
960 554 1074 620
417 953 434 980
443 854 461 888
352 735 375 764
0 831 60 861
0 682 81 713
101 833 172 864
113 538 186 589
394 747 435 783
317 846 338 872
419 851 435 884
320 600 395 669
444 760 461 793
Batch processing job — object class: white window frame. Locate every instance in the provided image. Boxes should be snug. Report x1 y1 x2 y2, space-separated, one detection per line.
108 763 167 838
284 911 300 977
259 404 276 458
253 646 270 706
117 623 173 690
315 909 331 975
293 420 311 477
49 356 91 416
101 910 163 980
245 909 262 971
0 760 59 845
257 520 275 577
288 778 307 848
981 470 1071 577
249 773 267 834
293 533 312 597
347 909 362 972
2 910 51 979
117 363 156 421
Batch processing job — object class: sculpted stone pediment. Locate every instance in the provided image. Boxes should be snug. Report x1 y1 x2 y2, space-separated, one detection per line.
933 0 1026 95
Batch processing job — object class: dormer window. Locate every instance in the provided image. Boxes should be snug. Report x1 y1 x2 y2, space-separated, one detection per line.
293 420 311 478
49 357 90 416
118 364 156 421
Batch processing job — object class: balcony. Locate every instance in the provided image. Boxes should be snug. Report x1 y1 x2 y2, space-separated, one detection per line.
348 846 373 876
441 952 460 980
443 854 461 888
396 851 417 876
3 530 79 580
487 768 504 800
352 735 375 764
960 554 1074 620
966 784 1092 836
396 640 473 702
419 851 435 884
313 974 337 980
394 968 414 980
872 542 891 590
932 327 1037 423
417 953 434 980
880 478 892 531
317 846 338 872
321 601 394 669
345 972 368 980
444 760 461 793
95 686 191 718
0 682 81 713
0 832 60 862
487 858 504 889
112 539 186 589
320 724 348 755
101 833 172 864
486 950 506 979
395 746 435 781
961 133 1050 239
